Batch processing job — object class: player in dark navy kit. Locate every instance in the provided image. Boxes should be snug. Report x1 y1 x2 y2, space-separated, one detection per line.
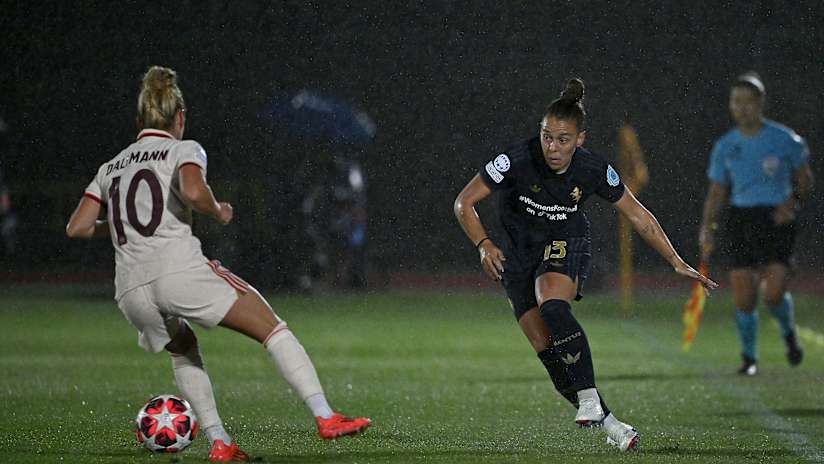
700 72 814 376
454 78 716 452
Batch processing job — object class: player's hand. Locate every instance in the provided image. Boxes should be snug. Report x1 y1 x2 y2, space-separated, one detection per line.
674 261 718 295
479 240 506 281
216 202 233 225
772 199 797 225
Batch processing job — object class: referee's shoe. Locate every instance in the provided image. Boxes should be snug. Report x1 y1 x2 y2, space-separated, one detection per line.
738 354 757 376
785 332 803 366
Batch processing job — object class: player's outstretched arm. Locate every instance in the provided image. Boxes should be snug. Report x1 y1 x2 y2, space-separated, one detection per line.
613 188 718 294
454 174 505 281
179 164 233 225
66 196 108 239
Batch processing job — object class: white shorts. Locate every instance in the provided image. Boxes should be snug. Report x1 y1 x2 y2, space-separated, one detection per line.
117 260 250 353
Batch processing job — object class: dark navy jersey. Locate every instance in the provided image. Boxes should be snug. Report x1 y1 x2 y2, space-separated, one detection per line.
479 137 625 261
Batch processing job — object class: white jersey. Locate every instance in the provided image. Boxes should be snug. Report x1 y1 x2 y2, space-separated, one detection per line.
84 129 210 299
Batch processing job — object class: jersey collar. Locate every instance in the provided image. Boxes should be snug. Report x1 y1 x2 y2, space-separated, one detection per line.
137 129 174 140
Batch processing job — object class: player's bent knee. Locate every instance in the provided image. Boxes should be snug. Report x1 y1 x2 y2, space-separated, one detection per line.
165 323 198 355
539 299 575 331
220 290 280 342
262 321 290 348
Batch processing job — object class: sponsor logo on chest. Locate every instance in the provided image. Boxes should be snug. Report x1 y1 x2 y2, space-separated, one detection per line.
518 194 577 221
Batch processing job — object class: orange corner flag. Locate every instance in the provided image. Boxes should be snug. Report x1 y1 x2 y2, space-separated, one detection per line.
681 262 709 351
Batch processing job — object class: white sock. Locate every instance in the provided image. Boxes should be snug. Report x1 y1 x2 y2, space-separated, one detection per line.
603 412 619 429
170 343 227 442
306 393 334 419
204 424 232 445
263 322 332 417
577 387 600 404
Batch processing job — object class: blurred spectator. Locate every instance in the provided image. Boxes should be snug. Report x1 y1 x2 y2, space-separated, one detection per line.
299 145 368 291
264 91 375 291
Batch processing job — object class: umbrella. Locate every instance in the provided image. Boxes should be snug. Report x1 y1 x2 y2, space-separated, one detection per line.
263 90 376 145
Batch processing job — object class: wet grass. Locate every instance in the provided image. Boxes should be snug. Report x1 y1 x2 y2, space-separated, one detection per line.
1 289 823 463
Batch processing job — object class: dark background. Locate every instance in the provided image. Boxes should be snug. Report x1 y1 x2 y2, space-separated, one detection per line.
2 1 822 289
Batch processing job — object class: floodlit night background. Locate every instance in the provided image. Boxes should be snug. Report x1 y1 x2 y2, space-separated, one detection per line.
2 3 824 463
1 1 823 288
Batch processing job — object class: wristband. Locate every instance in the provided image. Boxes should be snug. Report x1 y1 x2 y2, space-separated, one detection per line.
475 237 490 249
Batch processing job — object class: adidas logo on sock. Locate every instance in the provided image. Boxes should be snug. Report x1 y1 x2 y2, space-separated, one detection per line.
561 352 581 364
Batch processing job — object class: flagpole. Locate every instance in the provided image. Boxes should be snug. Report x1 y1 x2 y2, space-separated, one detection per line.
617 121 649 317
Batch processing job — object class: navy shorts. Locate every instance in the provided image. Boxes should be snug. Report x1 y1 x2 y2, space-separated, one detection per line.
722 206 796 269
501 236 591 320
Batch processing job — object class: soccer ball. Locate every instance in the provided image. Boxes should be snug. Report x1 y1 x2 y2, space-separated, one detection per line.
135 394 199 453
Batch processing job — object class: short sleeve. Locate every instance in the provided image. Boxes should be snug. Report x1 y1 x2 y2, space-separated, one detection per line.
176 140 208 174
788 132 810 169
707 140 729 185
478 153 515 191
83 169 105 205
594 163 626 203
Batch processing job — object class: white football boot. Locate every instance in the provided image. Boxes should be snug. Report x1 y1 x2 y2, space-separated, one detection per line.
604 413 639 451
574 388 605 427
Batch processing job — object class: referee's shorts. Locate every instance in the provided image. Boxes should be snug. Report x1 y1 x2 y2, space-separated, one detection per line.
722 206 796 269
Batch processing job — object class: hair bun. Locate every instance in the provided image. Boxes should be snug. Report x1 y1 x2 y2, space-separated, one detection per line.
560 78 585 103
142 66 177 92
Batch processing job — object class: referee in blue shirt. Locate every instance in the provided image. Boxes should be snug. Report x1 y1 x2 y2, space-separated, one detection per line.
700 72 814 376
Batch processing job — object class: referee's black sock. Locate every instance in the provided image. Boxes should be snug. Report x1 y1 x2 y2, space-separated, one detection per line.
539 299 596 393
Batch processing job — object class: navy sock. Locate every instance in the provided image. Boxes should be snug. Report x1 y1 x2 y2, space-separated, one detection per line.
539 299 595 392
537 347 578 407
537 347 610 415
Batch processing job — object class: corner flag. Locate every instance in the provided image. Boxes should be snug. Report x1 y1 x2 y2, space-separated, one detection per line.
682 261 709 351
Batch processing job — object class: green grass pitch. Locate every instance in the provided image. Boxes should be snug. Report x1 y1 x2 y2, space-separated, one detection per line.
1 288 823 463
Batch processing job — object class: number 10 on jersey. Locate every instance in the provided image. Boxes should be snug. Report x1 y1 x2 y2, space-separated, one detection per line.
108 169 164 245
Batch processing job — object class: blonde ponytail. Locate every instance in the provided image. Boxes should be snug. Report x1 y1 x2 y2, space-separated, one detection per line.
137 66 184 130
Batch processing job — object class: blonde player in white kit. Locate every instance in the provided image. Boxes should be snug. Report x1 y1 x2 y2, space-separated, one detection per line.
66 66 371 462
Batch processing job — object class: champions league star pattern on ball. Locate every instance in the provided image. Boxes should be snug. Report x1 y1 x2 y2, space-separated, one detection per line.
135 395 199 453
